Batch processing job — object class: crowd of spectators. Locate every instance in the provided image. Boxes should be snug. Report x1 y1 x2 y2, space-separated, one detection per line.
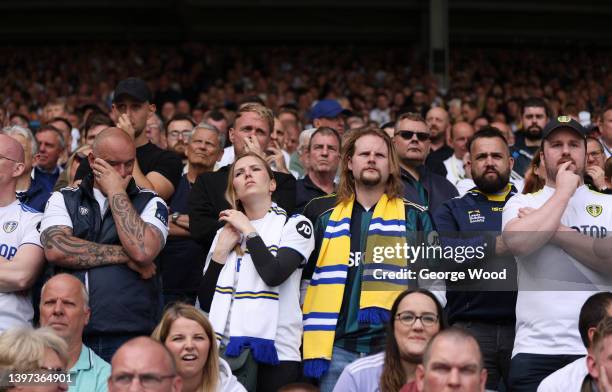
0 43 611 392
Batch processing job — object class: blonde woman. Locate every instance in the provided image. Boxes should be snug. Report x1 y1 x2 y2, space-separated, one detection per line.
0 327 69 392
152 303 244 392
199 152 314 392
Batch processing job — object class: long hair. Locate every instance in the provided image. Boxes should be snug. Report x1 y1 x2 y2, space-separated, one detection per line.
151 303 220 392
336 126 403 204
522 147 545 194
379 289 446 392
224 151 275 212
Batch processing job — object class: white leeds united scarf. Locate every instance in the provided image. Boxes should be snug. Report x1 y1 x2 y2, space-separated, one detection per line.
208 203 287 365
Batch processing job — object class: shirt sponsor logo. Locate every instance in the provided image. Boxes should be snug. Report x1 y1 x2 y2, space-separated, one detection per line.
586 204 603 218
2 221 18 233
296 220 312 239
468 210 485 224
155 201 168 226
79 206 89 216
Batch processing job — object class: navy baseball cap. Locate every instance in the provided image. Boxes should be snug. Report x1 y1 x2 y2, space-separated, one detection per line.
113 77 152 103
310 99 351 120
542 115 587 140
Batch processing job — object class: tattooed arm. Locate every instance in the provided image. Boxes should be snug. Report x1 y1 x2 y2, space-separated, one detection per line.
108 192 165 266
41 225 131 268
41 225 156 278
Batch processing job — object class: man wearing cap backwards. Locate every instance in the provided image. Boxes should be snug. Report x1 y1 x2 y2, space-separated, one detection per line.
502 116 612 391
74 78 182 201
310 99 349 136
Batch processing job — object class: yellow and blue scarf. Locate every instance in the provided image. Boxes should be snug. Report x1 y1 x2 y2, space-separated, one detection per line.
302 194 408 378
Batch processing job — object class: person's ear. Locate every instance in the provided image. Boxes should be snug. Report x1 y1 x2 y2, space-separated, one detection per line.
479 368 488 392
13 162 25 178
415 364 426 391
149 103 156 115
269 178 277 194
229 128 235 144
587 353 599 379
508 156 515 172
589 326 598 346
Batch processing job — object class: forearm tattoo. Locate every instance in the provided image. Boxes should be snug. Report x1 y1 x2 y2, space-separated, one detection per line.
110 193 163 258
41 225 130 268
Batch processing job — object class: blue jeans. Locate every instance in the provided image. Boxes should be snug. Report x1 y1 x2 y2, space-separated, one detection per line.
84 333 141 363
319 346 366 392
507 353 583 392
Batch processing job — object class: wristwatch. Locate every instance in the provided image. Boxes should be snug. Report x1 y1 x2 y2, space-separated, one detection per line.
171 212 180 223
245 231 259 240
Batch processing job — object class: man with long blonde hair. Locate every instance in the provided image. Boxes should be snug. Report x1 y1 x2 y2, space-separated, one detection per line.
301 126 434 392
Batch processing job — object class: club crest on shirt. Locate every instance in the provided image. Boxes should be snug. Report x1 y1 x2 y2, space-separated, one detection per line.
468 210 485 224
586 204 603 218
3 221 18 233
79 206 89 216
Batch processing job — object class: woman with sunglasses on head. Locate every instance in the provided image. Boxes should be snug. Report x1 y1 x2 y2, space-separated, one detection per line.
152 303 245 392
198 152 315 392
333 289 446 392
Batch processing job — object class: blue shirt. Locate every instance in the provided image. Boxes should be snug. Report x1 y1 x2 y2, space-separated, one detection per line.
69 344 111 392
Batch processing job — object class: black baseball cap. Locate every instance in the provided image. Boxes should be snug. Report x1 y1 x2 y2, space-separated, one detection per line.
542 115 587 140
113 77 152 103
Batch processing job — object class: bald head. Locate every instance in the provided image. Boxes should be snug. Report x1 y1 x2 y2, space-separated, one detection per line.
0 133 25 163
112 337 176 373
109 337 181 392
41 273 89 309
92 127 134 156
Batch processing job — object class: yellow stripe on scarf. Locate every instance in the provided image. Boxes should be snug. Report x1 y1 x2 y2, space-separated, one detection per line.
303 195 410 377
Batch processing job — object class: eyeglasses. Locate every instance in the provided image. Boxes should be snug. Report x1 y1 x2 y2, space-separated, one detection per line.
0 153 22 163
110 373 176 389
587 150 603 159
395 130 430 142
396 311 439 327
167 130 193 140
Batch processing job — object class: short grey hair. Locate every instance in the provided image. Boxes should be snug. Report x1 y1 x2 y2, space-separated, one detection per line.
195 122 225 149
40 273 90 311
2 125 38 155
297 128 316 155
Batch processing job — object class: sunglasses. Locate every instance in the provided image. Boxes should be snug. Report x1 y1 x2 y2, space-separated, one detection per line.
395 130 430 142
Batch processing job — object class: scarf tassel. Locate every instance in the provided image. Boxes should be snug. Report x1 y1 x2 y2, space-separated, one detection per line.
226 336 280 365
358 307 390 325
303 358 330 379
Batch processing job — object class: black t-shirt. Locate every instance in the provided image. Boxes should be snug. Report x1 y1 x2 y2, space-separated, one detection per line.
136 142 183 190
75 142 182 191
159 175 205 294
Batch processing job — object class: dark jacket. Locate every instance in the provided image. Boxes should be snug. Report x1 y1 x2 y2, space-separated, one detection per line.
295 175 333 214
401 166 458 214
433 185 518 325
59 174 162 335
188 165 296 252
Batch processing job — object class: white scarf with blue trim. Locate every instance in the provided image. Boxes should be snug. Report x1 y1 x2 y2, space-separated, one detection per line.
208 203 287 365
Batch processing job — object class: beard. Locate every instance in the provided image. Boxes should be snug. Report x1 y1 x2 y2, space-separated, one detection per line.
474 168 510 193
524 126 543 141
358 167 382 186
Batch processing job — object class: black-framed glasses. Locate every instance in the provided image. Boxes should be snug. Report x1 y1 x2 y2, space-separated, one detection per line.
167 130 193 140
0 153 22 163
110 373 176 389
395 311 439 327
395 130 430 142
